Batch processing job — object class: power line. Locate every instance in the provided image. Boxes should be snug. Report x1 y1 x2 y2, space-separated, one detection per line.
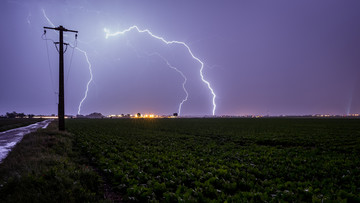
42 31 57 104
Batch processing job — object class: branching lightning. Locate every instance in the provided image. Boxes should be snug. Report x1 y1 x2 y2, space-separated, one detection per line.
104 26 217 115
42 8 55 28
76 48 93 115
148 52 189 116
43 7 216 115
347 93 353 115
117 40 189 115
42 8 93 115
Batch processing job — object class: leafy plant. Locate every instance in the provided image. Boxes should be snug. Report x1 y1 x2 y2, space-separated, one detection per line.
67 118 360 202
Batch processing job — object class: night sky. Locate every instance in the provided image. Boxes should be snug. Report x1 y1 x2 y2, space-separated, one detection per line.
1 0 360 116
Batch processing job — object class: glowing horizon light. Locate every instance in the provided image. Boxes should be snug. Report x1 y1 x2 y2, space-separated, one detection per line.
104 26 217 115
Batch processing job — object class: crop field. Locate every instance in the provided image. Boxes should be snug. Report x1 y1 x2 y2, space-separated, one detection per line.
66 118 360 202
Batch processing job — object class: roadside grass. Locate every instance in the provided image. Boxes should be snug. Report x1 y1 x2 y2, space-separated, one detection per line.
0 118 44 132
0 121 105 202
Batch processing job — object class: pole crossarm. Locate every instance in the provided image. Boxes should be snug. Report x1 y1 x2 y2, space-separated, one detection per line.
44 26 78 33
54 42 69 45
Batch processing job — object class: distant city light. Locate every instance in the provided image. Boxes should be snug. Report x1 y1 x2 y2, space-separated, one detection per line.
107 113 161 118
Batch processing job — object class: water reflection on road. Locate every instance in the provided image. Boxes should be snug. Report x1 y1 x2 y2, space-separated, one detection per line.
0 120 53 163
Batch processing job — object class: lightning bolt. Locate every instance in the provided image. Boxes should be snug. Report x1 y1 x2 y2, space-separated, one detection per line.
43 7 215 115
104 26 217 115
42 8 93 115
347 93 353 115
147 52 188 116
116 40 189 115
42 8 55 27
76 48 93 115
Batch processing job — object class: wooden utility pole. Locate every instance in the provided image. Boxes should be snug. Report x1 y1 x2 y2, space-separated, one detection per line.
43 25 78 131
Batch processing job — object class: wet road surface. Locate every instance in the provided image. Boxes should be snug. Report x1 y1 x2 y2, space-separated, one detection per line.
0 119 53 163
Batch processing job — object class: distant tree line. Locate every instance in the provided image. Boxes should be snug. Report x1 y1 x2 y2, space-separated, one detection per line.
77 112 104 119
1 111 35 118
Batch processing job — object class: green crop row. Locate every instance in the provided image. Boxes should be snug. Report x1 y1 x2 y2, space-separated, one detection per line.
67 118 360 202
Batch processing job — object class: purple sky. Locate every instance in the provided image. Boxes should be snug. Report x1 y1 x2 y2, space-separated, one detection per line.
0 0 360 116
